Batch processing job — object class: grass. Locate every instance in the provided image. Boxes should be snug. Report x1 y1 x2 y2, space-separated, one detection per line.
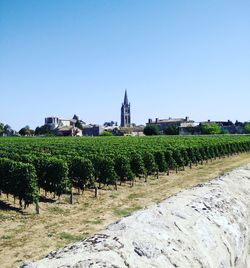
1 235 13 240
109 192 119 199
47 207 70 216
127 193 145 200
82 218 103 225
113 205 143 217
59 232 83 242
45 222 59 229
47 207 65 214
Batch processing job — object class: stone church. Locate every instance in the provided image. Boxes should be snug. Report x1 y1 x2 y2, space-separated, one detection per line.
120 90 131 127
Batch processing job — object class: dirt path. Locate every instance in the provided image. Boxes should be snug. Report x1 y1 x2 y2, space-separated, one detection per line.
1 153 250 268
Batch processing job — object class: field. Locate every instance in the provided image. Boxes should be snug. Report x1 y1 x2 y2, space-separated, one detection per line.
1 136 250 267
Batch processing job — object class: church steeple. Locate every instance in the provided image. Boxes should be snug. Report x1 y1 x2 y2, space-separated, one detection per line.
124 89 128 105
121 89 131 127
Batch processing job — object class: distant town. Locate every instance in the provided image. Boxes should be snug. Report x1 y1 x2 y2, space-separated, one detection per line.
1 90 250 137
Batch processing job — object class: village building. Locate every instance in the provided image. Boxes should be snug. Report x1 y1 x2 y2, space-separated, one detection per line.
82 124 104 136
44 116 82 136
147 117 194 132
119 125 145 136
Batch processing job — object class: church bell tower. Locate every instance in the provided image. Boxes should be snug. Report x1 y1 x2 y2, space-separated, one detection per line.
121 90 131 127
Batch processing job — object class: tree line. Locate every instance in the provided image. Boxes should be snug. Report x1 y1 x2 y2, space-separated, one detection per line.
143 122 250 136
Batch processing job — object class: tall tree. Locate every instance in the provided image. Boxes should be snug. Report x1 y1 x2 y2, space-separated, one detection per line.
0 123 4 136
143 125 159 136
200 123 221 135
163 126 179 135
244 123 250 134
19 126 34 136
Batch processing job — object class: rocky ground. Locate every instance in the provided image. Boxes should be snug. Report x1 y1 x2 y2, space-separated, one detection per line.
20 164 250 268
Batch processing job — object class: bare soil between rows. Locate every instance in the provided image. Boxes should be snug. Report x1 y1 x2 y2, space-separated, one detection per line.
1 153 250 268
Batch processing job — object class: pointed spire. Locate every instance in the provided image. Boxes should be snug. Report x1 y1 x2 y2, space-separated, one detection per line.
124 89 128 105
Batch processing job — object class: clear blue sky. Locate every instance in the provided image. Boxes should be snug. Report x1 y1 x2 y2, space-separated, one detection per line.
1 0 249 130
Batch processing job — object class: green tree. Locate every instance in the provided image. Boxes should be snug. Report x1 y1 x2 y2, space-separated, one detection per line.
100 131 112 136
0 123 4 136
143 125 159 136
200 123 221 135
163 126 179 135
3 124 12 135
19 125 33 136
244 123 250 134
35 125 53 136
220 129 230 134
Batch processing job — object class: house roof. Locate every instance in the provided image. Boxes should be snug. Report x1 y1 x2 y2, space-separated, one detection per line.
59 118 77 123
215 121 234 126
57 126 73 131
158 118 185 123
151 118 193 123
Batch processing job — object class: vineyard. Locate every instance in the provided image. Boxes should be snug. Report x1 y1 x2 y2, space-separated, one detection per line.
1 135 250 210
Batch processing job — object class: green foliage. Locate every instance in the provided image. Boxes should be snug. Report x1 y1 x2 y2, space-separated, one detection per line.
164 150 176 169
154 151 168 172
19 126 34 136
69 157 94 189
0 123 4 136
35 125 54 136
163 126 179 135
114 155 135 182
36 157 69 196
220 129 230 134
179 148 190 166
13 162 39 205
143 125 159 136
0 123 13 136
1 135 250 198
244 123 250 134
143 152 157 175
100 131 112 136
0 158 38 205
200 123 221 135
88 154 102 181
172 149 185 168
130 153 146 177
98 158 117 185
59 232 83 242
113 205 143 217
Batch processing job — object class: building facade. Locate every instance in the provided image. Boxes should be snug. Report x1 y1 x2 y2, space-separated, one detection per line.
147 117 194 132
82 124 104 136
121 90 131 127
45 116 76 129
44 116 82 136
